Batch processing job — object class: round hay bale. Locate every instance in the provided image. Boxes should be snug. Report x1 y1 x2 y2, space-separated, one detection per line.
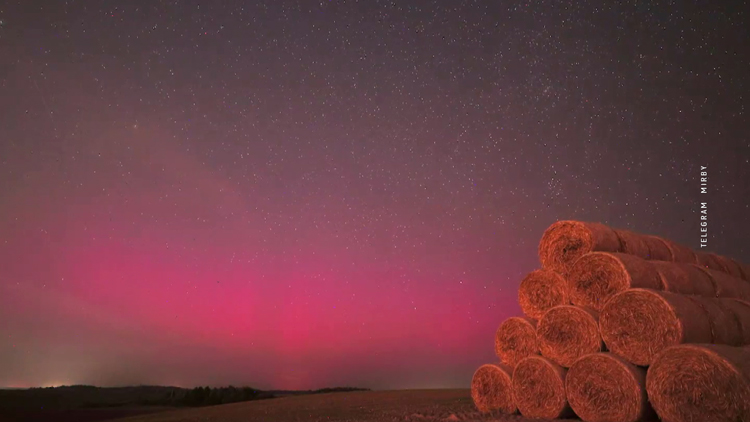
566 353 652 422
642 235 672 261
651 261 715 297
687 296 743 346
471 363 516 414
494 317 539 367
740 262 750 282
713 255 746 280
599 289 713 366
695 251 731 273
567 252 663 311
518 270 569 320
511 356 571 420
660 238 697 264
613 229 651 260
538 221 622 275
646 344 750 422
537 305 602 367
695 265 750 301
719 298 750 344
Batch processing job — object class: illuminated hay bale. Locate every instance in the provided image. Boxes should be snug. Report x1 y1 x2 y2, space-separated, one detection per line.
740 262 750 282
695 251 731 273
494 317 539 367
518 270 569 320
567 252 663 311
642 235 672 261
713 255 746 280
696 266 750 301
720 298 750 344
566 353 651 422
613 229 651 260
650 261 715 297
660 238 698 263
646 344 750 422
537 305 602 367
695 252 750 280
511 356 571 420
688 296 744 346
538 221 622 275
599 289 714 366
471 363 516 414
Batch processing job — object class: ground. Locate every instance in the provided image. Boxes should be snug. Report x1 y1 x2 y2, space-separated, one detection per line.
0 406 174 422
96 389 572 422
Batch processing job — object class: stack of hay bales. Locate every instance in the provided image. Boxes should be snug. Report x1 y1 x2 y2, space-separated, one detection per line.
471 220 750 422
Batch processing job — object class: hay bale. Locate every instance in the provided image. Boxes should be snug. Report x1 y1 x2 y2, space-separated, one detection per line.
494 317 539 367
713 255 746 280
538 221 622 275
660 238 697 264
567 252 663 311
537 305 602 367
646 344 750 422
471 363 516 414
719 298 750 344
651 261 715 297
642 235 672 261
688 296 744 346
740 262 750 282
518 270 569 320
695 251 731 273
613 229 651 260
511 356 572 420
695 265 750 301
599 289 713 365
566 353 652 422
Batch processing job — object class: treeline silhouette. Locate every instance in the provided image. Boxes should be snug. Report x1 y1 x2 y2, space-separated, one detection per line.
170 386 370 406
0 385 371 411
176 386 270 406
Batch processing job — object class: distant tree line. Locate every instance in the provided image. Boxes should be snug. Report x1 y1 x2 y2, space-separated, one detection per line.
174 386 369 406
9 385 270 409
2 385 370 410
311 387 370 394
175 386 268 407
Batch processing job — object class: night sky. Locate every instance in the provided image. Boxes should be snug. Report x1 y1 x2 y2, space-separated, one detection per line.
1 1 748 391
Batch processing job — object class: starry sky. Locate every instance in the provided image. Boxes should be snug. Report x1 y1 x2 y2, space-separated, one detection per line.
0 1 748 391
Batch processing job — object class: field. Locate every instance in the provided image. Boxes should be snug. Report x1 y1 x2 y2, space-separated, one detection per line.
99 389 568 422
0 406 175 422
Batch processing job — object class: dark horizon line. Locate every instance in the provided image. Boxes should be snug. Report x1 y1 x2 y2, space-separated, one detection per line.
0 384 374 392
0 385 467 392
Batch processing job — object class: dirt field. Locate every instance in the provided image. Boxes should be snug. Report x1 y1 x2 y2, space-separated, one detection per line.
102 389 571 422
0 406 176 422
